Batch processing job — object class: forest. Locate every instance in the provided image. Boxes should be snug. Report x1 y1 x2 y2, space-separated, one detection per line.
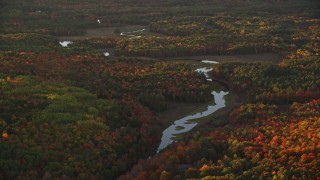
0 0 319 179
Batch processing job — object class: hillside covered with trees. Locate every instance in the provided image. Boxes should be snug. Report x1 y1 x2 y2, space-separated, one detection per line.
1 0 319 179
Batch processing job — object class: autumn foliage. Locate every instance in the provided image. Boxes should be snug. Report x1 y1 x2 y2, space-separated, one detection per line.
1 0 320 179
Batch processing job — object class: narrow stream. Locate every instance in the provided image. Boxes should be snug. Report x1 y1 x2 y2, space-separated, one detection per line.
157 61 229 153
120 28 145 38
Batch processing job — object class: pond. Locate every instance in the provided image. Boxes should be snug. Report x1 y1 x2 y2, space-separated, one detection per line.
59 41 73 47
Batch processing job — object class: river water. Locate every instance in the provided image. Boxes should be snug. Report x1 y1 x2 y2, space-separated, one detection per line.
58 28 229 152
156 62 228 153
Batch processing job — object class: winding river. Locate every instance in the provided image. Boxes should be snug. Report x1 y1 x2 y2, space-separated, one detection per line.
156 61 229 153
116 28 231 153
60 28 270 153
56 26 282 155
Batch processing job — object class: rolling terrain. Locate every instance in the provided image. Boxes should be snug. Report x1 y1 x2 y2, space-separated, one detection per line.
0 0 319 179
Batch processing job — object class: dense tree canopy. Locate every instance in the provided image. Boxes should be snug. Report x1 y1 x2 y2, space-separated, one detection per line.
1 0 319 179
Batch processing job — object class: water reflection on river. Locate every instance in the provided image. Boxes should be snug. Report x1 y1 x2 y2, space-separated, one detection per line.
157 90 228 152
157 61 228 152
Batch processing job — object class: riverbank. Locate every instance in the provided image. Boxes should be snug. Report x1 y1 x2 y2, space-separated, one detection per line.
155 51 281 132
157 90 229 152
154 51 283 149
169 53 284 64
